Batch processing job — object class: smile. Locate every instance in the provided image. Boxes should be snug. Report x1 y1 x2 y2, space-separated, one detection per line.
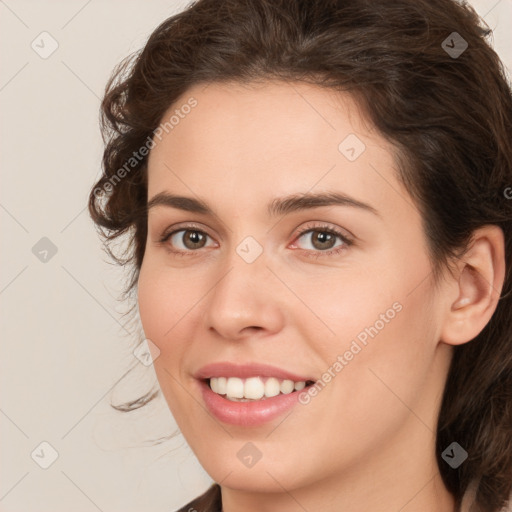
196 362 317 426
208 376 314 401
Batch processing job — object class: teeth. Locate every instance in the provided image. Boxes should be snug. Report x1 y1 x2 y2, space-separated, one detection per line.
294 381 306 391
217 377 227 395
280 380 295 394
244 377 265 399
225 377 244 398
209 376 308 400
264 377 280 397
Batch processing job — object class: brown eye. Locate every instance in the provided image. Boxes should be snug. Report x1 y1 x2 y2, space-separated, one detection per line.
166 229 212 251
182 230 207 249
308 231 337 250
295 228 347 252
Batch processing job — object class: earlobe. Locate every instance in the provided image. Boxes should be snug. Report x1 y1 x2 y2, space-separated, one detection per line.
440 225 505 346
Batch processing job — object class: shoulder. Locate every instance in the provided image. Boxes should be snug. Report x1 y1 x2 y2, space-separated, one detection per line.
174 483 222 512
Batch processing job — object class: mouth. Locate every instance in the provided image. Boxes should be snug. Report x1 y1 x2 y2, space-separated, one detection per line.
205 376 316 402
195 362 317 426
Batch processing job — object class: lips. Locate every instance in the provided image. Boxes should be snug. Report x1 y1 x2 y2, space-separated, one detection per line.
195 362 316 426
195 361 315 382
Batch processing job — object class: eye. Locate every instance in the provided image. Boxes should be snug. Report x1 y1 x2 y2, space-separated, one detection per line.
158 224 216 255
157 221 353 258
291 223 353 258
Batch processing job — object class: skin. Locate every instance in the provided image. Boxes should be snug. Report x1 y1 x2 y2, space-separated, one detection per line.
137 80 505 512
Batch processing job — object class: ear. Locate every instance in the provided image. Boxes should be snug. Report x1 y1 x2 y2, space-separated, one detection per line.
440 225 506 346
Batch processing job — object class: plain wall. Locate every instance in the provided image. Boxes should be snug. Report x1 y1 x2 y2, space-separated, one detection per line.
1 0 511 510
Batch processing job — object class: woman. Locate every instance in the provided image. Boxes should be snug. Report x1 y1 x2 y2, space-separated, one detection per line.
89 0 512 510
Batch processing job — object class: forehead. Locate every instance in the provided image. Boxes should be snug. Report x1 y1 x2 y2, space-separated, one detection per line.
145 80 407 219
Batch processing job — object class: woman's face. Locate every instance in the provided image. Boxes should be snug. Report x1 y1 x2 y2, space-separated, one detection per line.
138 81 453 495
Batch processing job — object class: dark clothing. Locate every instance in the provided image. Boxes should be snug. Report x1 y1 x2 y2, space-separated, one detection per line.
175 480 512 511
175 483 222 512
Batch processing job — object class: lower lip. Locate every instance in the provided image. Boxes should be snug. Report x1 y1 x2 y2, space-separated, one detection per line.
199 380 305 427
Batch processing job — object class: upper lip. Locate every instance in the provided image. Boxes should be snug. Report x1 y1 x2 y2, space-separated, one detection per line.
195 362 315 382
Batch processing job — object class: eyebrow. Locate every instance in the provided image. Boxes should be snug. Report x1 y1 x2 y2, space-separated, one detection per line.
146 191 380 218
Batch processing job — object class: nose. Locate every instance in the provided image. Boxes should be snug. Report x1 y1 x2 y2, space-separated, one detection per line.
202 252 286 342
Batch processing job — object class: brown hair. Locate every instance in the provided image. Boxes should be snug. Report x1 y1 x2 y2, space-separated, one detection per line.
89 0 512 509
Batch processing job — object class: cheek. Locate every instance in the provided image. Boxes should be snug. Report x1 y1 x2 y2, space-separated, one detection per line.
137 262 197 417
282 292 439 481
137 258 199 345
294 246 439 419
137 267 169 343
321 277 438 427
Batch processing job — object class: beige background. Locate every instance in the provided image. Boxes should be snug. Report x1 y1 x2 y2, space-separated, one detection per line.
1 0 511 510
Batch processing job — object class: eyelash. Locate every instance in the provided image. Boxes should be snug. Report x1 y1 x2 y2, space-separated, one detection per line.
158 222 353 259
293 223 353 258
